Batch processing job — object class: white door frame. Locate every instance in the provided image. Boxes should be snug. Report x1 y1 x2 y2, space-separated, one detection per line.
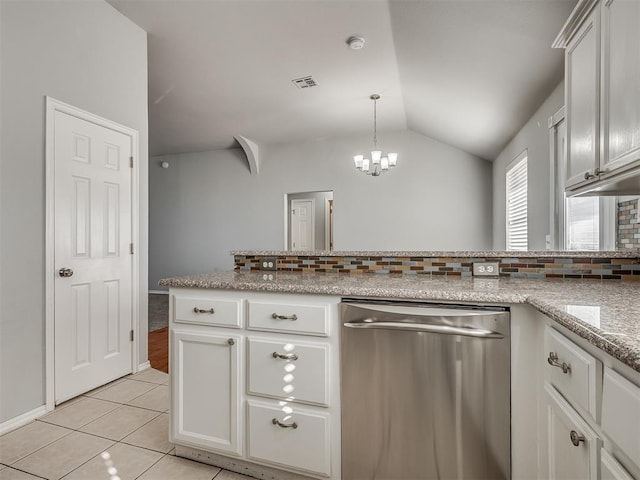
44 97 140 412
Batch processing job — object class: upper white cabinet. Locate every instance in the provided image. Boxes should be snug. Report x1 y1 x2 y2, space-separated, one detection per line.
600 0 640 173
556 0 640 195
565 5 601 189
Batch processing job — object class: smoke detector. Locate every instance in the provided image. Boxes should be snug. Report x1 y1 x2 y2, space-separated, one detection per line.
347 36 366 50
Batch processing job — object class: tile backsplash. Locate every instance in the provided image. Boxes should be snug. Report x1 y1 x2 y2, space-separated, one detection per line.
234 252 640 281
618 199 640 251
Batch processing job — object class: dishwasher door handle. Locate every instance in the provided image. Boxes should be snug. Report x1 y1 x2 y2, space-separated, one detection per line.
344 320 504 339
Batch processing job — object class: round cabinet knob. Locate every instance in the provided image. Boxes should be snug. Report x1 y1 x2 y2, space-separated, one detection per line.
58 268 74 278
570 430 585 447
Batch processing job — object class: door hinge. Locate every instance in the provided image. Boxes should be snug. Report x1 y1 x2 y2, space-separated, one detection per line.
129 243 134 255
130 330 134 342
130 156 134 168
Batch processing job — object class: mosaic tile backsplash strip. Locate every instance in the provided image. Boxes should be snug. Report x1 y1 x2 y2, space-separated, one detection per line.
234 254 640 280
618 199 640 251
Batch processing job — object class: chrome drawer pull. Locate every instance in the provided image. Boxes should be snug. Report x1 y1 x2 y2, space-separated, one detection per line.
272 313 298 321
570 430 585 447
227 338 235 346
272 352 298 361
193 307 214 314
272 418 297 429
548 352 571 374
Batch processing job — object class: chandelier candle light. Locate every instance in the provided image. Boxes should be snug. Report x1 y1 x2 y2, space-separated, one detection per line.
353 94 398 176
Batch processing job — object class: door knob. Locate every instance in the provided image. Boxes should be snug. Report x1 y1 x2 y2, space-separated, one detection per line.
58 268 74 278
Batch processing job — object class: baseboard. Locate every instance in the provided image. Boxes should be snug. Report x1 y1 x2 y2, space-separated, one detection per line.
137 360 151 372
149 289 168 295
0 405 47 435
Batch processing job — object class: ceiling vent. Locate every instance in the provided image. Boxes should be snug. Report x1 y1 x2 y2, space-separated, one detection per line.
292 76 318 89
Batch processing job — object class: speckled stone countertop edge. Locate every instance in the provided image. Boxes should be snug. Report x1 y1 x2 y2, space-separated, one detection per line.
159 273 640 373
159 278 529 304
230 250 640 258
526 298 640 372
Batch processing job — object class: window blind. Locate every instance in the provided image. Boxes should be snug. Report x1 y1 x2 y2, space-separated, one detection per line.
506 155 528 251
565 197 599 250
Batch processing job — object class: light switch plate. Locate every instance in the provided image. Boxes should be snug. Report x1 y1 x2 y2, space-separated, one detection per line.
472 262 500 277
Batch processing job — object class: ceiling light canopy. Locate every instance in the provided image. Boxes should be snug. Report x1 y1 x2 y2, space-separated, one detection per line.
353 94 398 177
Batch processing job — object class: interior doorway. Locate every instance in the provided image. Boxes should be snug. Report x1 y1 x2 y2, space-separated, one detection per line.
285 191 333 251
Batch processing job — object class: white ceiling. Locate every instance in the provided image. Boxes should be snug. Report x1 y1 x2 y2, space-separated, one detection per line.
108 0 577 161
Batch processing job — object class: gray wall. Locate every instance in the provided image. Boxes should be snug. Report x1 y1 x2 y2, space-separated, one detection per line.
149 130 493 288
492 82 564 250
0 0 148 424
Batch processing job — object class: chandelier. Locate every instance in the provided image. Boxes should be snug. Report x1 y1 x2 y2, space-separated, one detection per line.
353 94 398 176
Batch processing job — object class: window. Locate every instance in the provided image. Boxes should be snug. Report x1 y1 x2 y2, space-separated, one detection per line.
506 152 528 251
565 197 599 250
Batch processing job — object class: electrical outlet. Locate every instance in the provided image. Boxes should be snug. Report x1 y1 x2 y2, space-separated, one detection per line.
260 257 277 271
472 261 500 277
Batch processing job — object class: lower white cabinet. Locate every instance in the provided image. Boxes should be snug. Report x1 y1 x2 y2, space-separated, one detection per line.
170 289 341 479
247 400 331 476
171 329 242 455
544 384 601 480
601 449 635 480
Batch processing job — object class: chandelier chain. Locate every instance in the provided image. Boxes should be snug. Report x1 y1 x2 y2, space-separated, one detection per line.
373 97 377 148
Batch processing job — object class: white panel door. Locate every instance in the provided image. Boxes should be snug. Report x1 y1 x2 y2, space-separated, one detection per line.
290 199 314 251
54 110 133 403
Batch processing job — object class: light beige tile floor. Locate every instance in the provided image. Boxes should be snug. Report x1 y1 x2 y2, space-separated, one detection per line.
0 369 251 480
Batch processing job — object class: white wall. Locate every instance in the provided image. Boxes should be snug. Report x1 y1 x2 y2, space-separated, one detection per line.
493 82 564 250
0 0 148 424
149 130 493 288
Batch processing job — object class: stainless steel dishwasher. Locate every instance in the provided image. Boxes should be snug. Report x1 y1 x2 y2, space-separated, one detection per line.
341 299 510 480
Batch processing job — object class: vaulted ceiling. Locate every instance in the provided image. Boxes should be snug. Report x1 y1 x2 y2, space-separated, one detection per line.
108 0 577 161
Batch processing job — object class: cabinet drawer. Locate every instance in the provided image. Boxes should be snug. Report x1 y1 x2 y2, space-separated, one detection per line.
247 338 329 406
544 327 600 419
174 295 243 328
248 300 329 336
602 368 640 468
601 449 635 480
247 400 331 477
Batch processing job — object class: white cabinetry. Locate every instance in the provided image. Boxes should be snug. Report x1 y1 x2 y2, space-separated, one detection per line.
565 5 601 189
545 385 601 480
169 288 341 479
171 330 242 455
600 0 640 175
541 324 640 480
602 367 640 478
556 0 640 195
542 326 603 479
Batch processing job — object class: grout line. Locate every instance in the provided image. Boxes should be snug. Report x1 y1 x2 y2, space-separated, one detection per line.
3 424 75 465
1 465 49 479
132 451 171 480
57 439 117 480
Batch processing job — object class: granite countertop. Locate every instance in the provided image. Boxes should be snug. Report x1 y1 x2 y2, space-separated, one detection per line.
159 271 640 373
231 250 640 258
